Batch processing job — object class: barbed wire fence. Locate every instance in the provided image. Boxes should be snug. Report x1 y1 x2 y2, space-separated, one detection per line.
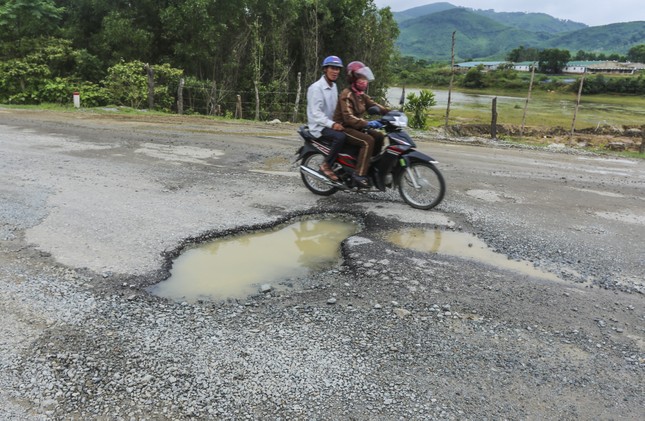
162 72 307 123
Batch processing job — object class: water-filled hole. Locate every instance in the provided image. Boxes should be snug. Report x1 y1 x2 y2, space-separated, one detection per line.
385 228 561 282
149 217 360 302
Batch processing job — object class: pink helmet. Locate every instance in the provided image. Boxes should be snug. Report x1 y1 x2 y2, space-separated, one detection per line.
346 61 375 82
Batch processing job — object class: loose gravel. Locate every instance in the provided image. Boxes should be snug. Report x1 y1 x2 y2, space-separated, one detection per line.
1 110 643 420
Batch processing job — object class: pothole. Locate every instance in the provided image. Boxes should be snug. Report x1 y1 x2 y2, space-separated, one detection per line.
384 228 562 282
149 216 361 302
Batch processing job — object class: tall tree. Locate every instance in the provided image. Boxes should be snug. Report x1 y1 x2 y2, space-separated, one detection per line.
627 44 645 63
538 48 571 74
0 0 63 42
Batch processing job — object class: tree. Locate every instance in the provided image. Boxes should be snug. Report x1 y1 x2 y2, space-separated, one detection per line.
0 0 63 42
627 44 645 63
507 45 539 62
538 48 571 74
461 65 486 89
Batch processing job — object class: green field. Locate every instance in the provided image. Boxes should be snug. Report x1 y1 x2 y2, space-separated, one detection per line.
446 90 644 129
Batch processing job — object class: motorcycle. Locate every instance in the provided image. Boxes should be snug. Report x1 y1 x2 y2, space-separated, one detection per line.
296 108 445 210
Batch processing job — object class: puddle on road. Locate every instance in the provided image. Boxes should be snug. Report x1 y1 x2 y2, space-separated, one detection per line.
385 228 561 282
150 217 360 302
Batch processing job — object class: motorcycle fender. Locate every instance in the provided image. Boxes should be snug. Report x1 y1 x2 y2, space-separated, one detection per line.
393 150 439 179
402 150 439 165
295 142 318 160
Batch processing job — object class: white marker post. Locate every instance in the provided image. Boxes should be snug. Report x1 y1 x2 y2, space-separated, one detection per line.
73 91 80 108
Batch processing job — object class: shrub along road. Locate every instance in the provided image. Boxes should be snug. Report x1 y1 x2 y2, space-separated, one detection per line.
0 109 643 419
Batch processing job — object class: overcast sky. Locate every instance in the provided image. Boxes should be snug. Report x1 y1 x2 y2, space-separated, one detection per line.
373 0 645 26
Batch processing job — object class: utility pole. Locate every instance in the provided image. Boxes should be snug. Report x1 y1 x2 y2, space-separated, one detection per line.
445 31 456 129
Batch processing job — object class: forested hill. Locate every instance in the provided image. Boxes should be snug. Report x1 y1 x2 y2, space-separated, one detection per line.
394 3 644 61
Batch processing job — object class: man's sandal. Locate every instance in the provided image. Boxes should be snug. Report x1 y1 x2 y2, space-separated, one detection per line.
319 163 339 182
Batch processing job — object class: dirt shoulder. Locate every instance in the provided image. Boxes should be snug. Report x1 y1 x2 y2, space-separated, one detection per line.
1 109 643 420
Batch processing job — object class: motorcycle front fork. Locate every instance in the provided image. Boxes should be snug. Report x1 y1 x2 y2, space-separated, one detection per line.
405 167 422 189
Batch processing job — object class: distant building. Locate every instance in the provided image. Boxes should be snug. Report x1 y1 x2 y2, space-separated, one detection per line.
512 61 536 72
454 61 505 71
456 60 645 74
586 61 645 74
562 61 593 74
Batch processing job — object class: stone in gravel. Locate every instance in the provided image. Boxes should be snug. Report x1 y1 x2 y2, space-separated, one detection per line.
327 298 337 305
260 284 273 293
394 308 411 318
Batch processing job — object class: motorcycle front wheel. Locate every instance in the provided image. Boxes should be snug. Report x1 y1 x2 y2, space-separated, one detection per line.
300 153 338 196
397 162 445 210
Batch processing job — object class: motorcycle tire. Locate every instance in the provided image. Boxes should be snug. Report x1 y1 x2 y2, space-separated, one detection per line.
397 162 445 210
300 153 338 196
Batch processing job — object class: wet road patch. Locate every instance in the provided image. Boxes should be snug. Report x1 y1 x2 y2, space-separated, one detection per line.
384 228 561 282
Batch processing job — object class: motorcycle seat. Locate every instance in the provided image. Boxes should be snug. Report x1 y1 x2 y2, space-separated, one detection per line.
298 126 317 141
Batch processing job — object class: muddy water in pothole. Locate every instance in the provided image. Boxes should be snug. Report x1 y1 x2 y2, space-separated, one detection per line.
150 218 360 302
385 228 561 282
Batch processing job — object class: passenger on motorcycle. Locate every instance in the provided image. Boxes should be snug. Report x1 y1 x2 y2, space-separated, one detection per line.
333 61 388 188
306 55 346 182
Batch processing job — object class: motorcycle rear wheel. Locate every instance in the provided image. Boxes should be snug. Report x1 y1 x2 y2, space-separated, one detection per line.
301 153 338 196
397 162 445 210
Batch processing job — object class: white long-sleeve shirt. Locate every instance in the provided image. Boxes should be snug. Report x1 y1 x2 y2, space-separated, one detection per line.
306 75 338 138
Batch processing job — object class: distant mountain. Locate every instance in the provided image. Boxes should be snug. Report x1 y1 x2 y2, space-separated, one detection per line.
393 2 456 23
473 10 587 33
545 22 645 51
393 2 644 61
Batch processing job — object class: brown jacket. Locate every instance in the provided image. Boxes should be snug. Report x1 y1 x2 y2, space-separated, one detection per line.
333 88 388 130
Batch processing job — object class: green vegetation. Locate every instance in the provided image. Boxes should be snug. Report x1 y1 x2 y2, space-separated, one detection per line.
403 90 436 129
390 56 645 96
0 0 399 117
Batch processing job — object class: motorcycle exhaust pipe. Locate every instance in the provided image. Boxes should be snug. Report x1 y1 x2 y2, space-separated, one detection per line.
299 165 335 185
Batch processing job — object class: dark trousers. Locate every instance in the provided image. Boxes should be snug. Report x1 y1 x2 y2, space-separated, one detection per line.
320 127 346 166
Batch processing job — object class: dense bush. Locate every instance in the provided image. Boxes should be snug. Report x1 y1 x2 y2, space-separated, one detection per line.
404 90 436 129
102 61 182 110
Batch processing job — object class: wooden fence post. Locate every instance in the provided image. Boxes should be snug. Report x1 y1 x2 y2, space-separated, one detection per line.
144 63 154 110
177 78 184 115
254 81 260 120
491 97 498 140
520 62 536 137
235 95 243 119
292 72 302 123
571 71 586 137
208 80 217 116
640 125 645 154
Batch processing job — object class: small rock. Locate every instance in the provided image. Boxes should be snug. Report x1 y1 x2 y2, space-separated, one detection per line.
260 284 273 293
394 308 411 318
327 298 337 305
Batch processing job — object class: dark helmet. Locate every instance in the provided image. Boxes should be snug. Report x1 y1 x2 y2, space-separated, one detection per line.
322 55 343 68
346 61 375 82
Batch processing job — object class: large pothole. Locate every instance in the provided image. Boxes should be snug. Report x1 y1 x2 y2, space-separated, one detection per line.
149 216 361 302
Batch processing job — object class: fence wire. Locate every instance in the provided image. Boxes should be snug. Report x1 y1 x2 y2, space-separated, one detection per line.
175 82 306 122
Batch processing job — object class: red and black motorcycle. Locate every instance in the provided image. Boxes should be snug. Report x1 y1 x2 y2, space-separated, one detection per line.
296 109 445 210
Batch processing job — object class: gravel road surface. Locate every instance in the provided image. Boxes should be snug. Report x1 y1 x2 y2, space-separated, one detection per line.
1 108 643 420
